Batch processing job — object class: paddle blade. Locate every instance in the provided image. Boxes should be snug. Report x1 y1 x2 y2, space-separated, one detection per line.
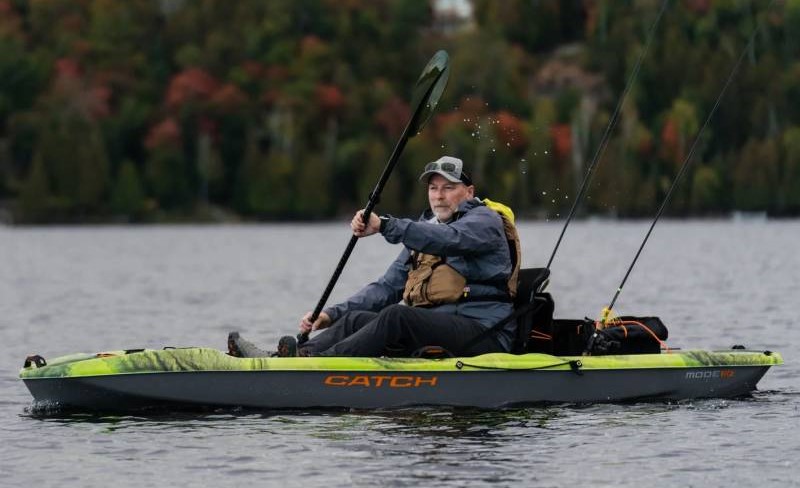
408 50 450 136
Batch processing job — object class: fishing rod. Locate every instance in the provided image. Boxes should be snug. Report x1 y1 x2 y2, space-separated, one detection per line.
603 1 774 319
546 0 670 270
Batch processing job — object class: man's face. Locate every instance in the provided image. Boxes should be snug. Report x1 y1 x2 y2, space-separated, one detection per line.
427 174 474 222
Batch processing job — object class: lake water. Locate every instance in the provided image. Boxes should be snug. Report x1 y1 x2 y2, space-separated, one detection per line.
1 220 797 487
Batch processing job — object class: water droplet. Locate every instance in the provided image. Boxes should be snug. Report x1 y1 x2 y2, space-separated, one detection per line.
544 150 549 154
542 191 547 196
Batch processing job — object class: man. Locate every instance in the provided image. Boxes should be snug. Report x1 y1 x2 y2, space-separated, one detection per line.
229 155 516 358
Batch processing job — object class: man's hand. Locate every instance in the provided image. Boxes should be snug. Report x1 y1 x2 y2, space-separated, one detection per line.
351 210 381 237
299 311 331 334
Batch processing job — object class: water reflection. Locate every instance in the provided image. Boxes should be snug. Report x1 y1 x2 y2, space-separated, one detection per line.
22 400 741 434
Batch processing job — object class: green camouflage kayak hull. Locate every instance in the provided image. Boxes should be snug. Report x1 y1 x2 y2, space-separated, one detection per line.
20 348 781 411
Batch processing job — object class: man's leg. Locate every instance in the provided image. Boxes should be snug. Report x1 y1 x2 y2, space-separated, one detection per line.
319 305 503 357
300 310 377 355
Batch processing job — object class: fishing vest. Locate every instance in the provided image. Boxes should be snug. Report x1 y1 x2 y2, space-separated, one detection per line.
403 198 522 307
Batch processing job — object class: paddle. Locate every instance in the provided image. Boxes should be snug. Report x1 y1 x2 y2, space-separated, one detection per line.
298 50 450 345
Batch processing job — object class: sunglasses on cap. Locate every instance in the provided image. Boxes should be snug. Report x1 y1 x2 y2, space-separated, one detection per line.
422 161 473 185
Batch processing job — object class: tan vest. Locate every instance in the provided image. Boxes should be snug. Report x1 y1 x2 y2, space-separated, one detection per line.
402 199 522 307
403 253 467 307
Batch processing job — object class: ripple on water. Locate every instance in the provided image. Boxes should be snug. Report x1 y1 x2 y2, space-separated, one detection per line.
2 222 799 487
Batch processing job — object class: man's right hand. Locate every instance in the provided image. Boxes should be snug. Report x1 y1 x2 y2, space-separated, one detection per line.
299 311 331 334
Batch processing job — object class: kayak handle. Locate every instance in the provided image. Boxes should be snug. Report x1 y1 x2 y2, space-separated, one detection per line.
23 355 47 368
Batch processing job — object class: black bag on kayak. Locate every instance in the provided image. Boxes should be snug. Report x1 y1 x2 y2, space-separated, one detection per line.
585 316 669 355
526 316 669 356
513 269 669 356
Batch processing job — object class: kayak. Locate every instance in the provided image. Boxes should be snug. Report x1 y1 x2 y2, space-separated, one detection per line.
20 347 782 411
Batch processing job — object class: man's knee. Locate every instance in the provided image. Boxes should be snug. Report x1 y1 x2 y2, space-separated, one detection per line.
338 310 377 329
375 304 408 328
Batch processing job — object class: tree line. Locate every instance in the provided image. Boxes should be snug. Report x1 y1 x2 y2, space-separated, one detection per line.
0 0 798 224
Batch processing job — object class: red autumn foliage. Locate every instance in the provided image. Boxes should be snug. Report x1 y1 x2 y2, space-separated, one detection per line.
316 84 346 114
60 13 84 34
550 124 572 160
0 0 24 40
145 118 182 150
241 61 265 80
265 65 290 83
86 85 111 119
636 131 654 157
50 58 111 120
211 83 249 113
300 35 326 57
459 96 489 120
375 96 410 138
55 58 81 79
494 111 527 150
660 118 680 164
685 0 712 14
165 68 220 109
434 112 462 137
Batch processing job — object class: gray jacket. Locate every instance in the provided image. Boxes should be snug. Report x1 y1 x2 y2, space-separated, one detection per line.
323 198 516 350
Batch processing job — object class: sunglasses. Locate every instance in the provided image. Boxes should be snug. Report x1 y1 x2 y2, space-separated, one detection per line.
423 161 472 185
424 161 459 174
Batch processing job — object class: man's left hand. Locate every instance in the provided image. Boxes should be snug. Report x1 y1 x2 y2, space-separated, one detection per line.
351 209 381 237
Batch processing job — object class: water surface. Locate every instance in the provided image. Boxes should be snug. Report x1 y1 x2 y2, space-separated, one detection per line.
1 221 797 487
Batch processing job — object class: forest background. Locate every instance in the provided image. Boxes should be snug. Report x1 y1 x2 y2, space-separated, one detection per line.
1 0 798 224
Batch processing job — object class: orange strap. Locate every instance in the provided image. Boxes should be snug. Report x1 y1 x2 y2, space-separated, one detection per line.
614 320 670 352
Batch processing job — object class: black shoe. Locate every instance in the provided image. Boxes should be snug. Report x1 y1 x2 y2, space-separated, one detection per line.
227 332 271 358
276 335 298 357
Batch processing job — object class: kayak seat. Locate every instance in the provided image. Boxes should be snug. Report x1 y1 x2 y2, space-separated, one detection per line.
515 267 550 304
514 268 555 354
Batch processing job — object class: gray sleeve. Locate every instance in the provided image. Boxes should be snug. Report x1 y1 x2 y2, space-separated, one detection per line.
380 208 505 256
322 247 410 323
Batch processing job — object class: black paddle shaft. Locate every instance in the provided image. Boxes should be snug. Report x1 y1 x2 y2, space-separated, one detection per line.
307 129 412 324
298 52 449 345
